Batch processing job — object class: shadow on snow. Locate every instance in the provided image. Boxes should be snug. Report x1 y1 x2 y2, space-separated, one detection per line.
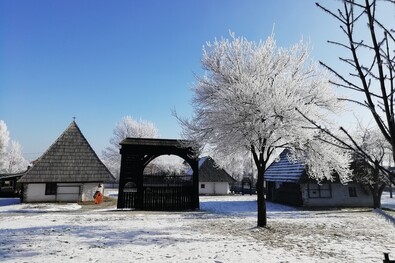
197 198 299 219
0 221 207 260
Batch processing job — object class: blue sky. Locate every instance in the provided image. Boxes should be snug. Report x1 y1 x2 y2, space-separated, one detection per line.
0 0 391 160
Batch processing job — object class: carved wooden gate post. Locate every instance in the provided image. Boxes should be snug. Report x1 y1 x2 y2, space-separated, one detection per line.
191 160 199 209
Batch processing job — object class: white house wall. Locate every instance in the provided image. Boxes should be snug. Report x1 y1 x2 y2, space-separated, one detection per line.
56 184 81 202
24 184 56 202
199 182 230 195
301 183 373 207
199 182 214 195
24 183 103 203
214 182 230 194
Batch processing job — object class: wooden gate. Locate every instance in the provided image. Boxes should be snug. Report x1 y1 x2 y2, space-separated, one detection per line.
117 138 199 211
142 185 193 210
121 175 193 210
121 191 137 209
120 187 193 210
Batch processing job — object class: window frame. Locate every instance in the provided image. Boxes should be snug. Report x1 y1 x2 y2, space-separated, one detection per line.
45 183 57 195
307 183 332 199
1 180 13 188
348 186 357 197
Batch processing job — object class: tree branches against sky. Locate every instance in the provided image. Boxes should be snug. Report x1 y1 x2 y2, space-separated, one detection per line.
177 32 352 227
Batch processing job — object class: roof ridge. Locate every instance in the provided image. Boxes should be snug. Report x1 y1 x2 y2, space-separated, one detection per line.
71 122 114 179
30 121 78 165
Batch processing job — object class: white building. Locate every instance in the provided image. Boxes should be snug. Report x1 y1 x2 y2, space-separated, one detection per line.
18 121 115 203
192 157 236 195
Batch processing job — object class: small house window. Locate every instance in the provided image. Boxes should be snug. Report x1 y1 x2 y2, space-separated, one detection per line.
200 184 205 189
307 183 332 198
1 180 13 188
348 187 357 197
45 183 57 195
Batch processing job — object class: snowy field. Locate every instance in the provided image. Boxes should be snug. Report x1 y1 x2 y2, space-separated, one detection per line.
0 195 394 263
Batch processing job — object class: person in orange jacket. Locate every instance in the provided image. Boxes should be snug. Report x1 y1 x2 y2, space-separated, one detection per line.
93 184 103 204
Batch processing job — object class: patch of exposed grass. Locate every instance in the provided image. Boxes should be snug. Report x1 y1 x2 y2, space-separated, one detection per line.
78 196 117 209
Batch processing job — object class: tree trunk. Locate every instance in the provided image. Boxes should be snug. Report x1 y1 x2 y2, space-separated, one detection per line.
251 147 269 228
370 182 386 209
372 180 380 209
256 166 267 227
372 190 382 209
371 184 386 209
371 163 386 209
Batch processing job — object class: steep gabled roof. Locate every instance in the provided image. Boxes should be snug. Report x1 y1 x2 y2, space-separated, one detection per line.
189 156 236 183
19 121 115 183
265 150 306 183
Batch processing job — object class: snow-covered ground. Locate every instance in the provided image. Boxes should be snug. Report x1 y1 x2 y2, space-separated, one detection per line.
382 191 395 210
0 194 394 263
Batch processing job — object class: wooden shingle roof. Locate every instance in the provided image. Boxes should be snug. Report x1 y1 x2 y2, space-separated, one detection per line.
19 121 115 183
265 150 306 183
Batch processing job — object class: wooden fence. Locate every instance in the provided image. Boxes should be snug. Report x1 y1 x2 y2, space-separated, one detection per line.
122 191 137 209
143 186 193 210
120 176 194 210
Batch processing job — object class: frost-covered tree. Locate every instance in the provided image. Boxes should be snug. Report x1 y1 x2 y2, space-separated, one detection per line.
5 140 29 173
177 33 352 227
315 1 395 184
350 124 391 208
102 116 159 180
210 150 255 182
0 120 29 173
144 155 189 176
0 120 10 171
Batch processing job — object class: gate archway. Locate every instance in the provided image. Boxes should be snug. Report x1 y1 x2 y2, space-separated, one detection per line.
117 138 199 210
